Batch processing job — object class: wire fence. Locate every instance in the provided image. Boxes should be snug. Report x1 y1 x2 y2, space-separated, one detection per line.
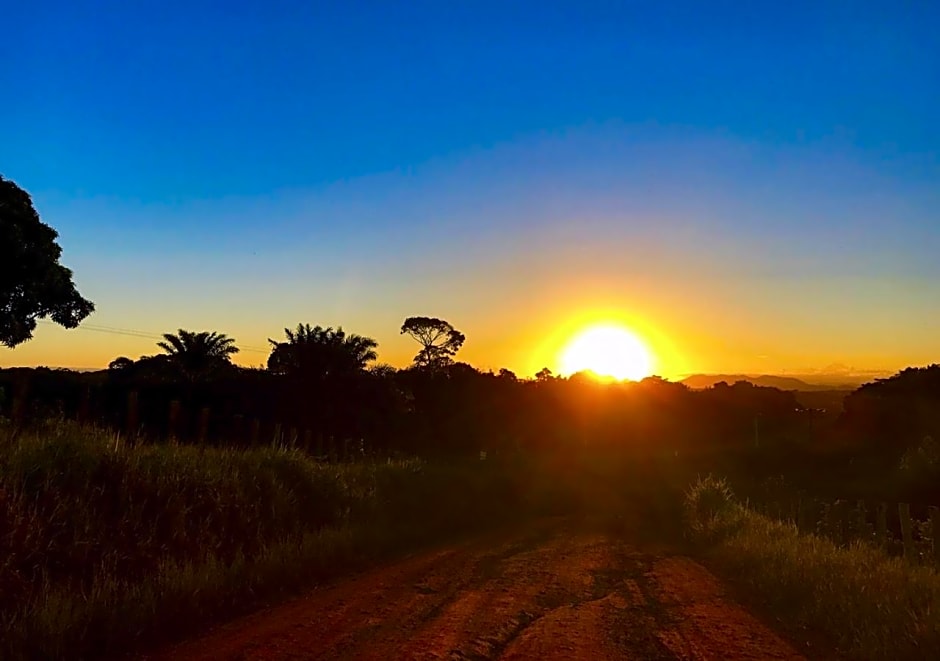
748 494 940 567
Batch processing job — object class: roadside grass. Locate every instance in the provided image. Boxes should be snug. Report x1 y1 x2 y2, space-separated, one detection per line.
0 420 524 660
685 475 940 660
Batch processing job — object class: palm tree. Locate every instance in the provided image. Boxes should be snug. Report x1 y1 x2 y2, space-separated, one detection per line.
157 329 239 379
267 324 377 378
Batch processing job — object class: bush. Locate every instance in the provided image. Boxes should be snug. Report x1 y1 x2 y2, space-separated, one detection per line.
683 474 736 539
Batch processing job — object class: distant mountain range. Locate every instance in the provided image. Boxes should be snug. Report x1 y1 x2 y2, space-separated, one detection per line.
678 374 871 391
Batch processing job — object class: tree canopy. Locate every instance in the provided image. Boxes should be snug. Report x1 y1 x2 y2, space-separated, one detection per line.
157 329 239 379
0 175 94 347
267 324 378 378
400 316 465 369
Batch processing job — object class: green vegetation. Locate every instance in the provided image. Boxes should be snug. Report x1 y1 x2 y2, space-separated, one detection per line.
684 475 940 660
0 420 522 660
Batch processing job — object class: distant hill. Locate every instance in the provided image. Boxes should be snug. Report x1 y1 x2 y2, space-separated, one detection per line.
679 374 862 391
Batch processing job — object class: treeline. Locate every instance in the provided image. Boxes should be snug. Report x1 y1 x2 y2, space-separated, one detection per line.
0 316 804 467
3 317 939 483
0 363 809 461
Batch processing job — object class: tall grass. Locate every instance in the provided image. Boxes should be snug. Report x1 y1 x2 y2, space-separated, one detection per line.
684 475 940 660
0 420 521 660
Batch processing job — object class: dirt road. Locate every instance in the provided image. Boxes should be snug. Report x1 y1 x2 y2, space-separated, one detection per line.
144 519 810 660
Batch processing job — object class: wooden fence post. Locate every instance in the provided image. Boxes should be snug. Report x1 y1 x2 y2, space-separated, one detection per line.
855 500 867 541
10 392 23 426
834 501 848 546
126 391 139 439
78 387 92 426
11 372 29 426
809 499 820 533
899 503 915 562
930 506 940 567
168 400 181 442
197 407 210 445
876 502 888 547
820 502 833 541
232 414 244 444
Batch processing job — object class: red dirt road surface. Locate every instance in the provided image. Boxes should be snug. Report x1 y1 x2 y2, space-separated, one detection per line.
143 520 809 660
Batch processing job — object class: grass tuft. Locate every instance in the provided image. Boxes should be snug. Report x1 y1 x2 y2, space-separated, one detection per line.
684 474 736 539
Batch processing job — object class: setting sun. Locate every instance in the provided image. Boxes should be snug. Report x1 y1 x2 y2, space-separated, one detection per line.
559 324 653 381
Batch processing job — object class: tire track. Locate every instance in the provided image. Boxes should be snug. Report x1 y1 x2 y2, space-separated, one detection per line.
141 519 811 661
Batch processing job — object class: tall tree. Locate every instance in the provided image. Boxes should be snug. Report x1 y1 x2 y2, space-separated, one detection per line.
0 175 95 347
157 329 239 379
267 324 378 378
400 316 465 369
108 356 135 371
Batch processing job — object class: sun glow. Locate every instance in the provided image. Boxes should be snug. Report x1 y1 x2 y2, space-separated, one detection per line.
559 324 653 381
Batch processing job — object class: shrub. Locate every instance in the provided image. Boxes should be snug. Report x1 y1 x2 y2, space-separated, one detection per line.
684 474 737 539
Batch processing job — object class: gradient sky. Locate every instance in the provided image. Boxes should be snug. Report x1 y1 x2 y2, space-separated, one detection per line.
3 1 939 378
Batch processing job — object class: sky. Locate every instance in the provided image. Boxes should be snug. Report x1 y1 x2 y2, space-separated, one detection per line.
3 1 939 379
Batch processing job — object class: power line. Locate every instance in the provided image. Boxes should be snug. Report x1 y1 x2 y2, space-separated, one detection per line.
37 320 270 354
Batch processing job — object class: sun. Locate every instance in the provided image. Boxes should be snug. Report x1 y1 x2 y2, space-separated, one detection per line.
559 324 653 381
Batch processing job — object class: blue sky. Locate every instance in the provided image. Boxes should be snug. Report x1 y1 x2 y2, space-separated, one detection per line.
3 1 939 375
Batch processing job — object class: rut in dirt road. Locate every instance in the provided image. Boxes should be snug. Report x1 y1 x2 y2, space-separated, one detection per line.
143 520 807 660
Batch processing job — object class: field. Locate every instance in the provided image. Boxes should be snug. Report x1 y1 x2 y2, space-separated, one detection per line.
0 420 531 660
6 415 940 659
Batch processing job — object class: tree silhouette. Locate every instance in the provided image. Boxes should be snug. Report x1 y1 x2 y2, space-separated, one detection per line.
0 175 95 347
267 324 377 378
368 363 399 378
108 356 135 371
498 368 518 381
535 367 554 381
400 317 465 369
157 329 239 379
